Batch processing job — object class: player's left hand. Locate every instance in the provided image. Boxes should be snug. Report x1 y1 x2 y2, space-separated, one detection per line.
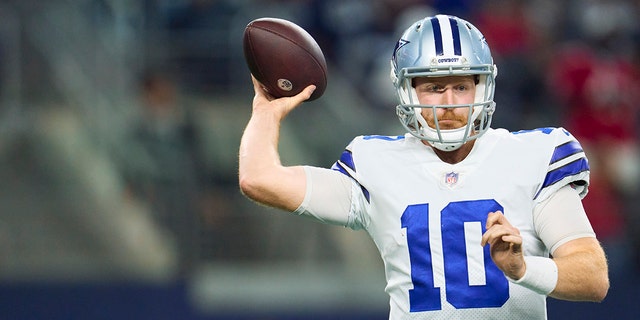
481 211 525 280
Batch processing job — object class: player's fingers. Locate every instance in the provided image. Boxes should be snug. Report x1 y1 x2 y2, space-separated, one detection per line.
250 74 260 89
501 234 523 246
481 225 507 246
482 212 502 246
271 85 316 117
251 75 271 101
271 84 315 115
251 74 262 93
502 235 523 256
289 84 316 105
482 217 519 247
251 76 266 102
485 211 504 227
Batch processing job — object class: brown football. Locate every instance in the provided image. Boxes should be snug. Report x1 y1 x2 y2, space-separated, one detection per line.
243 17 327 101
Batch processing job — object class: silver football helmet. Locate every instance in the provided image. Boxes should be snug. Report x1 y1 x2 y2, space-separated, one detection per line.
391 15 497 151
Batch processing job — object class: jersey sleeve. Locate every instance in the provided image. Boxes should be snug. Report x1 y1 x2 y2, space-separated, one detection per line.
293 166 352 226
293 137 371 230
331 138 370 203
329 137 371 230
533 127 590 203
534 184 596 253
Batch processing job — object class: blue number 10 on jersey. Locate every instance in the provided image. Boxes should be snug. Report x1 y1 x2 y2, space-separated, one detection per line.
401 199 509 312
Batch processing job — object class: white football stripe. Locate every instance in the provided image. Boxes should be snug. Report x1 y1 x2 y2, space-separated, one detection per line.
436 15 455 56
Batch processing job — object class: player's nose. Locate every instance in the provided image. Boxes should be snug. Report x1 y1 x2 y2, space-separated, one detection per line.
439 88 455 105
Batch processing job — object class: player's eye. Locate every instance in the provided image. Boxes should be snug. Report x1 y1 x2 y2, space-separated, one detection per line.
455 84 468 91
417 84 443 93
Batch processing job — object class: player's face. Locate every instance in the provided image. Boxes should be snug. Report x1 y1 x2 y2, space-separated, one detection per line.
414 76 476 130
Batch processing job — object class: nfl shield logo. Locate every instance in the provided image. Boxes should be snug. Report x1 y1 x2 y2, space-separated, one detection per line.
445 172 459 186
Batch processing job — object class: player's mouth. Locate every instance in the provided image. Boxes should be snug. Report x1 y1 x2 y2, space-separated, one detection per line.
435 119 464 129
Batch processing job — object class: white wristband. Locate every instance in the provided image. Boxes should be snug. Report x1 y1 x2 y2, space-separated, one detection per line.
507 256 558 295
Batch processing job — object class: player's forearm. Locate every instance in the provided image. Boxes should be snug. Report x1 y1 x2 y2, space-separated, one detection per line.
549 239 609 302
238 110 305 211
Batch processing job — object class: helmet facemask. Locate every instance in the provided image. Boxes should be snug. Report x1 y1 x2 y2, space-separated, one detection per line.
391 15 497 151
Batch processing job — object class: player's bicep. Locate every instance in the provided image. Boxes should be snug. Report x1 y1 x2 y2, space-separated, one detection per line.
533 185 596 254
294 166 357 228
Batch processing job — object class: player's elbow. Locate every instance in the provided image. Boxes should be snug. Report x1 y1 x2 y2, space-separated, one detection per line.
238 172 265 202
579 280 609 303
589 271 610 302
239 165 305 211
588 252 610 302
574 261 610 302
593 287 609 303
238 170 281 207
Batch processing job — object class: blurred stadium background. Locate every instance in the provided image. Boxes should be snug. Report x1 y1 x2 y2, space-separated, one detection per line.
0 0 638 319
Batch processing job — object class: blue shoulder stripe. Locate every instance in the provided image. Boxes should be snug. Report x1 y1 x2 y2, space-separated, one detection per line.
331 149 370 203
550 140 584 164
331 161 348 176
337 149 355 171
541 158 589 190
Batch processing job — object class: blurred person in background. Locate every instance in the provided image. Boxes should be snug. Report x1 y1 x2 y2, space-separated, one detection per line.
472 0 558 131
545 0 640 276
118 69 235 274
239 14 608 318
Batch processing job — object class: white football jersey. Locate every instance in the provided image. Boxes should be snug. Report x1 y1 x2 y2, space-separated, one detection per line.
330 127 590 319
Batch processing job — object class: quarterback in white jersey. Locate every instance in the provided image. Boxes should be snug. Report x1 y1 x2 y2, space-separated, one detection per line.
239 14 609 319
320 127 592 318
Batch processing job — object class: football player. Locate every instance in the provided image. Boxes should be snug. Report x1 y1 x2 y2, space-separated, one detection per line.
239 14 609 319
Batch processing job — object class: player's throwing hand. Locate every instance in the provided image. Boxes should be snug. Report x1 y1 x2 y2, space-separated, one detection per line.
251 75 316 119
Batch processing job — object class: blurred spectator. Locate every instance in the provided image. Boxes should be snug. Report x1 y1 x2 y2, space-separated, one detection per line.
306 0 421 108
429 0 476 18
546 0 640 274
473 0 557 130
155 0 241 92
0 107 176 281
117 69 233 274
